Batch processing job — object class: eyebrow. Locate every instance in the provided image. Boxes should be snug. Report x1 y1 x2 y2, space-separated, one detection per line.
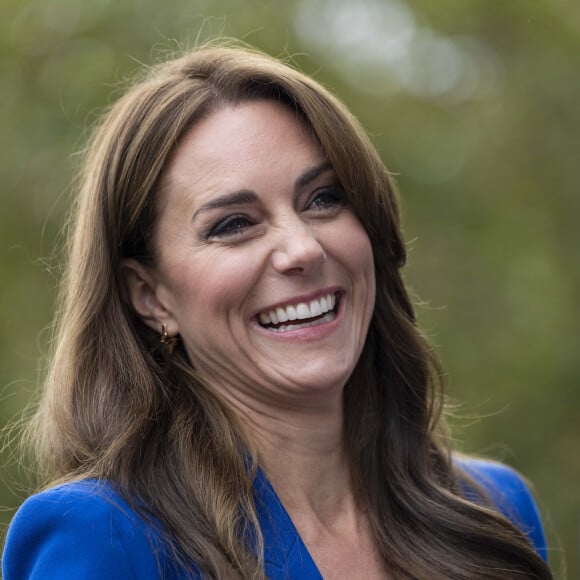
192 190 258 221
191 160 334 221
294 160 333 192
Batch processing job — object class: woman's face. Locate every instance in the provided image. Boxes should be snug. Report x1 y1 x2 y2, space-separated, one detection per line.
138 100 375 409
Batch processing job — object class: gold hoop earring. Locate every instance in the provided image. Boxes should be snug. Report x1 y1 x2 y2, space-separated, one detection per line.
160 323 178 354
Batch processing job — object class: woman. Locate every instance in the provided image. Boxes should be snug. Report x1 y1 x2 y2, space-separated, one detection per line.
2 44 551 579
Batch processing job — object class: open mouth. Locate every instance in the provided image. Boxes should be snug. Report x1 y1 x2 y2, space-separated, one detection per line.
257 292 340 333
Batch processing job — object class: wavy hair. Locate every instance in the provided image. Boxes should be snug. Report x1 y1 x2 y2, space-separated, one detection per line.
28 43 551 579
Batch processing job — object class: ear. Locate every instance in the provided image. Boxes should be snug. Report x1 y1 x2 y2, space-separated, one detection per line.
120 258 177 335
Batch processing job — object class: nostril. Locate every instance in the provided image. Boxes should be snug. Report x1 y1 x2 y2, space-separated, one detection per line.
276 231 327 274
271 233 327 275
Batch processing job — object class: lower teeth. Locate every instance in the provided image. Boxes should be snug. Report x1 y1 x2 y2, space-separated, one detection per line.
267 311 336 333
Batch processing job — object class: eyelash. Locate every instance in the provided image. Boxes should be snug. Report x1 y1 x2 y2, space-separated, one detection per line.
206 214 254 239
205 186 347 240
306 186 347 213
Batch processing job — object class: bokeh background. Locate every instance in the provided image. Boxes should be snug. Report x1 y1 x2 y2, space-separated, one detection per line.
1 0 578 577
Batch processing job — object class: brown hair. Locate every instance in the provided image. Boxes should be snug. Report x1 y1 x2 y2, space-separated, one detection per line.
29 43 551 579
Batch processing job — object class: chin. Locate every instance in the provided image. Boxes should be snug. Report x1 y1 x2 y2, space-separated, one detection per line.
284 360 356 396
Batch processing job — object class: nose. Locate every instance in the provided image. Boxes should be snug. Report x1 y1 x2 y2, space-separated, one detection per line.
271 219 327 275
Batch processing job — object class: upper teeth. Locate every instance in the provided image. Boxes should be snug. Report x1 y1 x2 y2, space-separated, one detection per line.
259 293 336 326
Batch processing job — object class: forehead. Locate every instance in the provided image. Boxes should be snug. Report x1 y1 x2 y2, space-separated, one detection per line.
161 100 325 201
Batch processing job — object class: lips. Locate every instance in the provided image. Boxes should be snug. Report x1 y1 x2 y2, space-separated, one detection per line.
257 292 339 332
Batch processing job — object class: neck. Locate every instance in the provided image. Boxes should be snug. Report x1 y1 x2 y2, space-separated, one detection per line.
234 393 354 520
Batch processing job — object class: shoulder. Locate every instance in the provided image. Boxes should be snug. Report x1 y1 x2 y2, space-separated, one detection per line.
2 480 189 579
455 457 548 562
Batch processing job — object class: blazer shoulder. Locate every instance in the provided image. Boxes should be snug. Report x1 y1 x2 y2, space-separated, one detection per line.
456 457 548 562
2 480 182 579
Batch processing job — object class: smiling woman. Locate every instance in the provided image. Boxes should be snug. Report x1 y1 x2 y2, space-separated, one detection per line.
2 44 552 579
123 100 375 405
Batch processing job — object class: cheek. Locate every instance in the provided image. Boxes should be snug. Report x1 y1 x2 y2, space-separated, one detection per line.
167 249 264 321
335 219 375 280
340 221 376 319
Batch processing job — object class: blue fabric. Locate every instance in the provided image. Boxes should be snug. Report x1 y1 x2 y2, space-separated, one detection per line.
1 480 188 580
457 458 548 562
2 459 547 579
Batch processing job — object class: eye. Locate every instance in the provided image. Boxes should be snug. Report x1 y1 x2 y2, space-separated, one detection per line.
206 214 255 239
307 186 347 214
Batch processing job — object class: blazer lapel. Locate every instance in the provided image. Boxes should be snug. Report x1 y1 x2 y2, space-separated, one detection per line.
253 468 323 580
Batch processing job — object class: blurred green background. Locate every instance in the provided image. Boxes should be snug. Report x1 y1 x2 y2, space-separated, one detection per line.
1 0 578 577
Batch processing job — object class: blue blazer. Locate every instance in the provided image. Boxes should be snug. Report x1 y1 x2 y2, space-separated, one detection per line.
2 459 548 579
